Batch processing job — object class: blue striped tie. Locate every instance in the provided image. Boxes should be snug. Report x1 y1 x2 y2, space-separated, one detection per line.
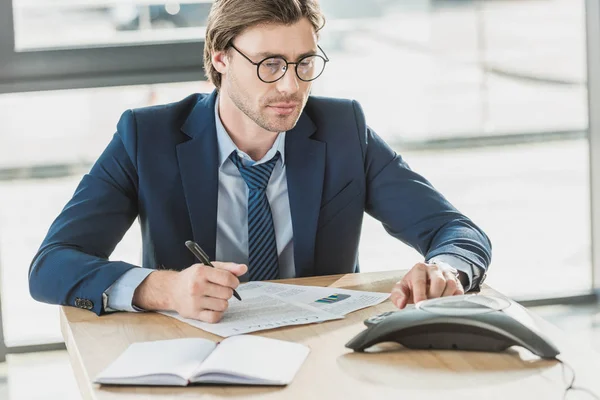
229 151 281 281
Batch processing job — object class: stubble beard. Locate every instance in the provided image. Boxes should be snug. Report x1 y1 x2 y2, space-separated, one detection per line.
227 74 305 133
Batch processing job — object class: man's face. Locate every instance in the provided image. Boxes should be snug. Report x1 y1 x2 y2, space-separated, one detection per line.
220 18 318 133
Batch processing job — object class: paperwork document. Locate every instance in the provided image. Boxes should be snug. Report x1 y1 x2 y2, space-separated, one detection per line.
160 282 390 337
238 282 390 316
160 294 342 337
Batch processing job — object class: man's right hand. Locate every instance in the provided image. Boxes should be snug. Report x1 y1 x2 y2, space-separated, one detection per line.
170 262 247 322
132 262 247 323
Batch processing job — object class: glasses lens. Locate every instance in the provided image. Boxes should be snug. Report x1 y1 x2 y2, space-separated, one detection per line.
297 55 326 81
258 57 287 82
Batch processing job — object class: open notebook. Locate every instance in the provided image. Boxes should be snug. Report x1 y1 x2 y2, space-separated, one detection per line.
94 335 310 386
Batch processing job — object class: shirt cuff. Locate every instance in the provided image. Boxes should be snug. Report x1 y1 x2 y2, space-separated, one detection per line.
427 254 475 292
103 268 155 312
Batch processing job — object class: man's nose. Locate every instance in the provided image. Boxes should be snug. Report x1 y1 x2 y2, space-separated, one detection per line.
275 66 300 95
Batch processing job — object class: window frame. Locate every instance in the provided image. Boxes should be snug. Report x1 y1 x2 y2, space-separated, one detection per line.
0 0 207 94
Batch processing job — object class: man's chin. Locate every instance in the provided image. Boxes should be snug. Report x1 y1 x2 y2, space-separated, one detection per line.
263 115 300 133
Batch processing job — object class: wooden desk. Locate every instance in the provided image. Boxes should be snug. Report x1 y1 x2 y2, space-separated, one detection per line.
61 271 600 400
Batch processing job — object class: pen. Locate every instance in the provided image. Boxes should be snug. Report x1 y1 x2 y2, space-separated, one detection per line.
185 240 243 301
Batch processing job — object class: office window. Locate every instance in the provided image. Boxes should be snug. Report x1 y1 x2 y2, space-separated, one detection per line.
12 0 212 50
313 0 589 299
0 0 205 94
0 82 214 345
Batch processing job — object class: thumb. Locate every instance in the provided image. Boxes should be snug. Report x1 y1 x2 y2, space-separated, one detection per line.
212 261 248 277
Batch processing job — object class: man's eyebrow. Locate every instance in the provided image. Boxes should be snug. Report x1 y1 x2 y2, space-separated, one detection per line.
255 49 318 60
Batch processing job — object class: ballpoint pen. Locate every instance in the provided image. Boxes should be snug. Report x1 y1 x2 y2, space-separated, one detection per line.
185 240 243 301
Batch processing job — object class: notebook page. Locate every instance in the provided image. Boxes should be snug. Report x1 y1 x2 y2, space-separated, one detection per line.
192 335 310 385
94 338 216 385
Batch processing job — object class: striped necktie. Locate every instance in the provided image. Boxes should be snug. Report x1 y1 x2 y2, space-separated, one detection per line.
229 151 281 281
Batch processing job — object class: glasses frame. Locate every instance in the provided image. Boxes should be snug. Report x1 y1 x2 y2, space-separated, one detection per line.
229 43 329 83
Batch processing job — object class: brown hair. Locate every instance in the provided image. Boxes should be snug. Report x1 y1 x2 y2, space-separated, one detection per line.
203 0 325 89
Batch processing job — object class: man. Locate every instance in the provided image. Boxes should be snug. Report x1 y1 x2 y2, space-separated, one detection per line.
29 0 491 323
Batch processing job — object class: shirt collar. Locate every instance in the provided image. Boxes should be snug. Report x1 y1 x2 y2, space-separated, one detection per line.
214 96 286 168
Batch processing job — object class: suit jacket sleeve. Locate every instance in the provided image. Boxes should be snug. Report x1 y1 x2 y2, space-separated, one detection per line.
28 110 141 315
352 100 492 289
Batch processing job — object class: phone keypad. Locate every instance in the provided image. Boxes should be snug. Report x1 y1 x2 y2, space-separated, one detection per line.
364 311 396 326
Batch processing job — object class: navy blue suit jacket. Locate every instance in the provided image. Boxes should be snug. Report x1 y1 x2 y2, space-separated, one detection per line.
29 91 491 315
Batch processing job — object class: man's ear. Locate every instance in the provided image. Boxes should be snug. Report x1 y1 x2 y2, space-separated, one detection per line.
212 50 229 74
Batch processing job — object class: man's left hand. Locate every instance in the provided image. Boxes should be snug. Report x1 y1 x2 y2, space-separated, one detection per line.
390 262 464 309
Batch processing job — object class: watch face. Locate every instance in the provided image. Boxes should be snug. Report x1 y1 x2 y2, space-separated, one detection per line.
416 294 511 316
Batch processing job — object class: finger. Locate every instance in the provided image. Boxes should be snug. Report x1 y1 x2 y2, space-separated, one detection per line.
212 261 248 277
441 271 459 297
427 267 447 299
205 266 241 289
203 281 235 300
196 310 224 324
455 284 465 296
391 281 411 309
453 274 465 296
410 264 428 304
199 296 229 313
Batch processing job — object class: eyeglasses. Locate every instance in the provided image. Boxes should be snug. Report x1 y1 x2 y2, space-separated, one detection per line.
229 44 329 83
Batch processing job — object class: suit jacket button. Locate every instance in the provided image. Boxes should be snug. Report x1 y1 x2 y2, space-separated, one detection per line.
74 298 83 308
84 300 94 310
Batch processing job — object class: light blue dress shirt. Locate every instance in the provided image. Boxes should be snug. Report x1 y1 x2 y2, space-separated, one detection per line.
103 100 476 312
213 114 295 282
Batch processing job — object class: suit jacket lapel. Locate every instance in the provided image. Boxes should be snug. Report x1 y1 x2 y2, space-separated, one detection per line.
177 91 219 260
285 112 325 278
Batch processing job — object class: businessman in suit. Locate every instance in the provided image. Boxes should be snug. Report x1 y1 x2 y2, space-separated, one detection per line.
29 0 491 323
